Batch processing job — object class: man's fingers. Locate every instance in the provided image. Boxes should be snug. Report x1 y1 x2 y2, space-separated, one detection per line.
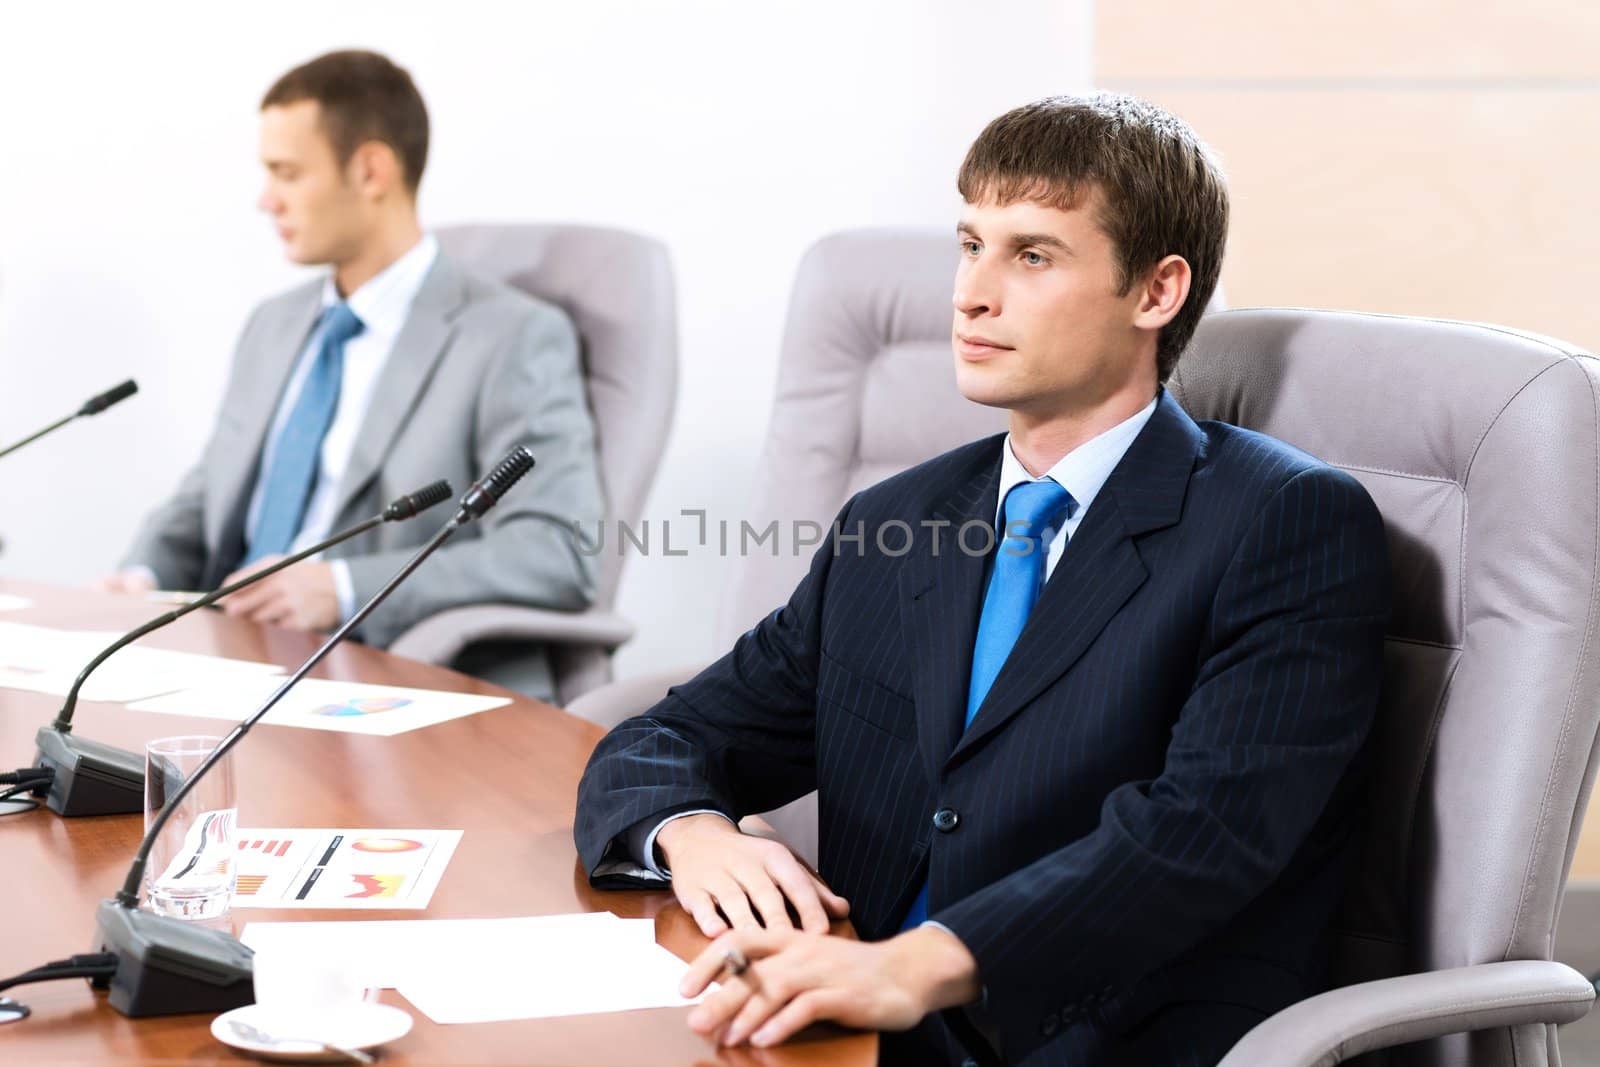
751 989 837 1048
706 876 760 932
221 579 275 615
682 933 737 997
239 590 287 623
816 879 851 918
681 929 786 998
679 888 729 941
722 982 787 1047
764 856 829 934
736 869 797 932
686 979 752 1037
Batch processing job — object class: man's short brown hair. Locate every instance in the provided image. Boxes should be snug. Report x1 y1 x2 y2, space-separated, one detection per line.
958 93 1228 382
262 50 429 194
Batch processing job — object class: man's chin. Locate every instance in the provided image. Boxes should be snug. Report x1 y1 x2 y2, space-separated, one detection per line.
281 242 331 267
954 371 1022 411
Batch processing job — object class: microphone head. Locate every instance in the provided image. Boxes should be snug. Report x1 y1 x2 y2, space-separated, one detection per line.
79 379 138 416
457 447 536 522
382 479 453 522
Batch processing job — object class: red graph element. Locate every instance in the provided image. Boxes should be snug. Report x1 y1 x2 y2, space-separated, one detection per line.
347 874 404 899
237 839 293 858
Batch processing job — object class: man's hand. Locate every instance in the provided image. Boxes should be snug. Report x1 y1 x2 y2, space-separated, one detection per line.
93 570 157 595
681 924 981 1048
656 813 850 937
219 556 339 631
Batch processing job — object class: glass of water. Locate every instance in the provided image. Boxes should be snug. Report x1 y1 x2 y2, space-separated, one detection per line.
143 735 236 921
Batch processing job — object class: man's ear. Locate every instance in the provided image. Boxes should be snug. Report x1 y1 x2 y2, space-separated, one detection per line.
348 141 402 201
1131 254 1192 331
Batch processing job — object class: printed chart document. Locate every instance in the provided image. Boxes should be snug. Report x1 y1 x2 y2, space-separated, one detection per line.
240 913 706 1022
0 621 283 701
129 677 510 736
232 829 461 909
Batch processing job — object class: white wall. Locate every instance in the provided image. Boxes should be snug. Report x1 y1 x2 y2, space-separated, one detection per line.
0 0 1091 678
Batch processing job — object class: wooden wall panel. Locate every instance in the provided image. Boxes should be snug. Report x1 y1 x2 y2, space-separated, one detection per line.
1137 89 1598 352
1096 0 1600 81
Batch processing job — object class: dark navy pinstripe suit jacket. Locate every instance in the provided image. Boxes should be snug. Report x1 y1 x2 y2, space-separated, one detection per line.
577 390 1390 1066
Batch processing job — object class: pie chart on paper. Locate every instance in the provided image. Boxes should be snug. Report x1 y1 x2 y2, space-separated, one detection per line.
351 837 425 854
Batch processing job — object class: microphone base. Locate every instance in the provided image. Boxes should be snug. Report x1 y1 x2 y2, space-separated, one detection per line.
93 900 254 1017
34 727 145 817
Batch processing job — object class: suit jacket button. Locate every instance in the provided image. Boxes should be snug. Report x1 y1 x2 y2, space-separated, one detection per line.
932 807 960 832
1040 1011 1060 1036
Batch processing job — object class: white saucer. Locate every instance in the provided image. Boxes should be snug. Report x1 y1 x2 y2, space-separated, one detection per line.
211 1002 413 1062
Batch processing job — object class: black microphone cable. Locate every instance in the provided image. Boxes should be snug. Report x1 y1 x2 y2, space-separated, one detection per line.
0 952 120 1024
0 769 53 813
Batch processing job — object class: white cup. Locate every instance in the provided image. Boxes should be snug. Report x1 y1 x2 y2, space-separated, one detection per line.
251 945 380 1029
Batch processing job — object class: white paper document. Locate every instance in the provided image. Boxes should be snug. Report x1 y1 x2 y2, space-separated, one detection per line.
232 828 461 909
128 677 510 735
0 594 32 611
0 621 283 701
240 913 706 1023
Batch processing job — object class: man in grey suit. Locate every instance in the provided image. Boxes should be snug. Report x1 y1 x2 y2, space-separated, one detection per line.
97 50 604 700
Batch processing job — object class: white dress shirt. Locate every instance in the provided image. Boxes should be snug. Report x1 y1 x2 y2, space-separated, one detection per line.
632 395 1160 881
243 235 440 619
993 395 1158 580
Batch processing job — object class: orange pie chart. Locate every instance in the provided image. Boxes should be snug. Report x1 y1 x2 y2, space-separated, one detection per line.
350 837 424 853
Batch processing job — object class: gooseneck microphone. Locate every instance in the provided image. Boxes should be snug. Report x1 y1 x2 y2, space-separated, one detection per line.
455 445 536 521
28 479 453 818
0 380 139 461
86 448 534 1018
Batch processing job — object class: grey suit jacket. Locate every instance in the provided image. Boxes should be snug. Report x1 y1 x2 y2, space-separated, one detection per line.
123 252 605 665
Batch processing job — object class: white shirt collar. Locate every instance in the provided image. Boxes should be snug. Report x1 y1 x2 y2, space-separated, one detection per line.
319 233 440 337
995 395 1160 525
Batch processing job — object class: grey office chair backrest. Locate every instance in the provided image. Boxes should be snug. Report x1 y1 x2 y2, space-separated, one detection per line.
437 224 678 612
1173 310 1600 1067
717 229 1006 642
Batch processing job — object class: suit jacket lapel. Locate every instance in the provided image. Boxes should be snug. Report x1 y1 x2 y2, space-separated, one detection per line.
331 255 467 520
948 390 1207 768
901 439 1004 782
204 284 323 582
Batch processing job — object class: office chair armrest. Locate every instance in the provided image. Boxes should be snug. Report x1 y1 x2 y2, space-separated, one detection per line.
1217 960 1594 1067
563 662 710 730
387 604 637 666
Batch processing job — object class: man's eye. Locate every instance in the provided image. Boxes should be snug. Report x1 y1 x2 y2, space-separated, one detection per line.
1022 251 1045 266
962 240 981 256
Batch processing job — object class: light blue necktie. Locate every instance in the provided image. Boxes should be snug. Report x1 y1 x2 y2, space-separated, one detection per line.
244 303 364 564
901 478 1077 929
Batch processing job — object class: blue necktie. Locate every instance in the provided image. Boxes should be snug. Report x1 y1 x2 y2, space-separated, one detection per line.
901 478 1077 929
245 303 364 564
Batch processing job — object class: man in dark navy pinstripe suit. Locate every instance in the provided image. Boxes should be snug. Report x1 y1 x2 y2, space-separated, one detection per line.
577 93 1389 1066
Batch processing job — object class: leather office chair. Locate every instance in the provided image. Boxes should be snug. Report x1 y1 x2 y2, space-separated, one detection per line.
387 224 677 706
1184 311 1600 1065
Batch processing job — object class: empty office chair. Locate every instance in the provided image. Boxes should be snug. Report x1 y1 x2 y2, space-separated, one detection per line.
387 224 677 706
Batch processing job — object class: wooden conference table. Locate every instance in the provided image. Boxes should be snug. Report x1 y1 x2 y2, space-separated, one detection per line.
0 580 875 1066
